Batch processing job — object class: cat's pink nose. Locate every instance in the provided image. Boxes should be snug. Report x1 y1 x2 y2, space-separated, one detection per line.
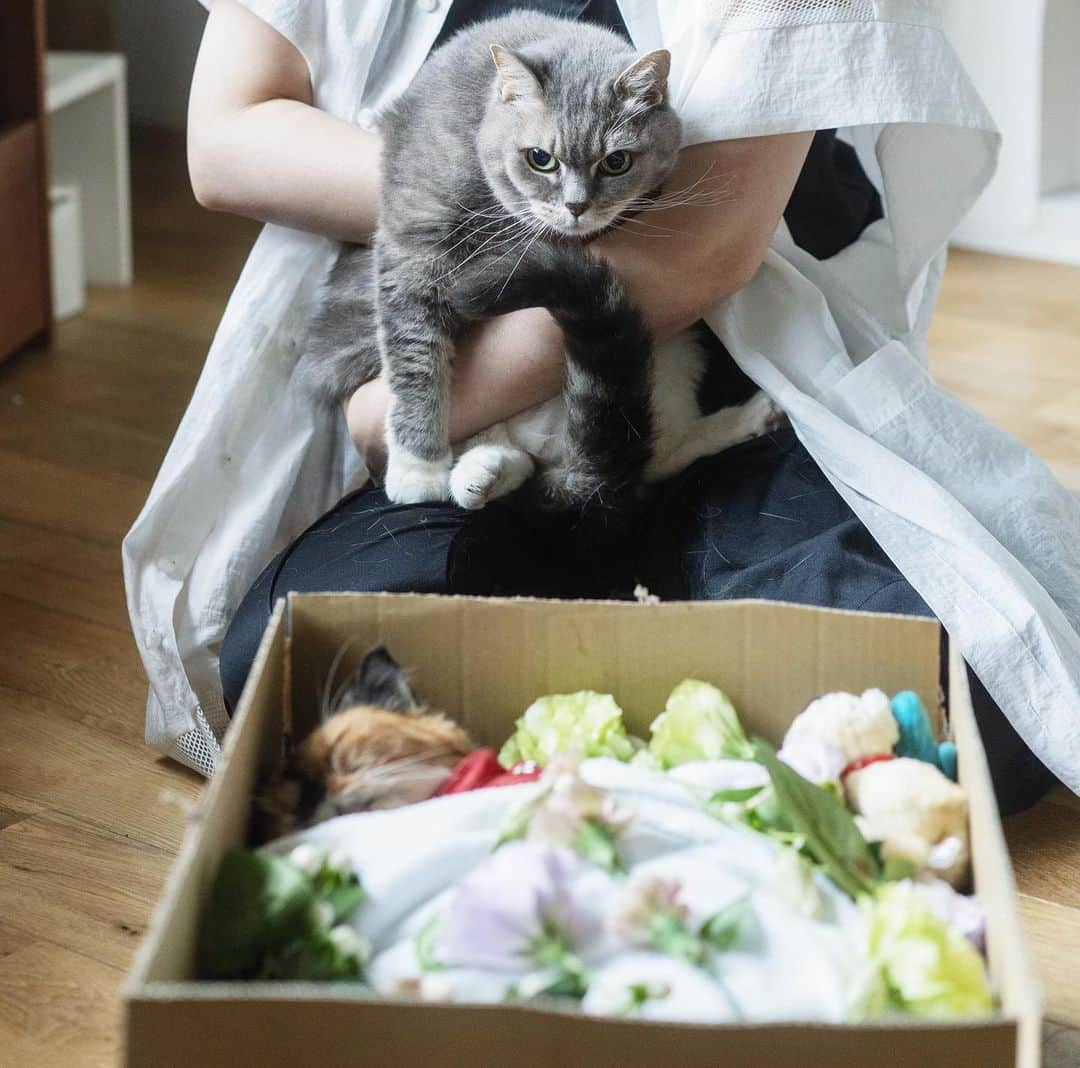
565 201 587 218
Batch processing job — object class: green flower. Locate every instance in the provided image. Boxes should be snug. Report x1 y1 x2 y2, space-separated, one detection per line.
499 691 637 767
855 882 993 1020
648 680 754 767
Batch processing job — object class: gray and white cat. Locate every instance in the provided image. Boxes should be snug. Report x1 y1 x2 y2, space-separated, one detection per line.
300 12 777 510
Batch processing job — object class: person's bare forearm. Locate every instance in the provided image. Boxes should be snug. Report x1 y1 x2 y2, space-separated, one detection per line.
190 99 382 242
593 134 814 341
346 309 567 464
188 0 380 242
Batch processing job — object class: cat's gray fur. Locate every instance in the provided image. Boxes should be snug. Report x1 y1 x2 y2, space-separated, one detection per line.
299 12 775 509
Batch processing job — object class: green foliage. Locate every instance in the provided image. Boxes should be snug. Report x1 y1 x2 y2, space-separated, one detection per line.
197 849 366 981
753 739 881 900
648 680 754 767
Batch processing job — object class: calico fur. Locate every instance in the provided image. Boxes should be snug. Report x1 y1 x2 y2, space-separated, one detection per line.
256 646 473 841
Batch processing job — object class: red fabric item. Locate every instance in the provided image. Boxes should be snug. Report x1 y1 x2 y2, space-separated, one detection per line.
841 753 896 779
434 748 543 797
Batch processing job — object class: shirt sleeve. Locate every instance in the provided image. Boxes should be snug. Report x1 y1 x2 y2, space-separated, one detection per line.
194 0 325 87
657 0 998 310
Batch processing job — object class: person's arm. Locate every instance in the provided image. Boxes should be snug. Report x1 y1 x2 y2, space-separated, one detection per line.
188 2 810 459
188 0 565 430
346 133 813 462
188 0 382 241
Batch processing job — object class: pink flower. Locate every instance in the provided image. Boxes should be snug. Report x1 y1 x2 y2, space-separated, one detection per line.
436 841 605 974
498 751 633 871
611 873 689 945
526 752 633 845
609 872 707 966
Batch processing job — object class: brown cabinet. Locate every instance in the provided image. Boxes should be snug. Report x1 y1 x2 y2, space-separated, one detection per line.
0 0 52 361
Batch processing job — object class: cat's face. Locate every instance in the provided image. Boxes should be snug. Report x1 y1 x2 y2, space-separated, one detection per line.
478 46 681 239
257 646 474 840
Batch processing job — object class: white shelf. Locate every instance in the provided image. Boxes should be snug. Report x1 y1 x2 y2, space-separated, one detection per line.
46 52 126 114
44 51 132 286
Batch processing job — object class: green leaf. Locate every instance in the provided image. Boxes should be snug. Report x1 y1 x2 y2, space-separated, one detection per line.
415 913 445 972
707 786 765 806
753 739 881 900
881 856 918 882
313 865 365 923
699 895 750 952
574 820 622 873
197 850 314 979
647 912 706 967
648 680 755 768
498 691 637 766
493 801 532 852
264 927 365 982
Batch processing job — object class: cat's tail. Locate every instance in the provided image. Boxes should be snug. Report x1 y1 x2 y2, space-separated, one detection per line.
445 242 654 511
295 243 382 406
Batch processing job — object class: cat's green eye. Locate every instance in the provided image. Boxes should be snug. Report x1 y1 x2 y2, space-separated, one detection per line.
525 147 559 173
599 150 633 176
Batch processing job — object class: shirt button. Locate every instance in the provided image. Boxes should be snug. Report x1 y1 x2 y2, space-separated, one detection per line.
416 0 439 11
356 108 378 132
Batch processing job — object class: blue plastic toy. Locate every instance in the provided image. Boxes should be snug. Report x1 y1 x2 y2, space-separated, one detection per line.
890 691 958 781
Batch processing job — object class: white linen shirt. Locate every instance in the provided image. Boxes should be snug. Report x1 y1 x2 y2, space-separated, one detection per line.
125 0 1080 791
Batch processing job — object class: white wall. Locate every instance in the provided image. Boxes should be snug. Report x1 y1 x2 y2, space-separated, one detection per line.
112 0 207 129
944 0 1080 264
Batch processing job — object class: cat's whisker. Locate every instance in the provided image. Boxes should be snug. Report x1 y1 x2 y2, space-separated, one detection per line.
432 218 536 282
436 217 523 259
321 639 362 720
493 220 549 301
609 220 681 239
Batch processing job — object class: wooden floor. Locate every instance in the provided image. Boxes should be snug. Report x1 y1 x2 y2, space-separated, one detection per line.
1 131 1078 1065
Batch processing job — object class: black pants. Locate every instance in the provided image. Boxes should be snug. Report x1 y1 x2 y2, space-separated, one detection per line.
221 429 1057 815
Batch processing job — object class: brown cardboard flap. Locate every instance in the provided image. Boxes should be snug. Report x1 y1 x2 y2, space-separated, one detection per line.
125 600 287 990
286 593 942 746
949 644 1041 1068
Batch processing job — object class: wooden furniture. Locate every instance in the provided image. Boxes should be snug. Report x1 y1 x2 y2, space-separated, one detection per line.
0 0 52 361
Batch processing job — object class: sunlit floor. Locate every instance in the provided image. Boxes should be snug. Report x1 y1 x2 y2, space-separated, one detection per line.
0 130 1077 1064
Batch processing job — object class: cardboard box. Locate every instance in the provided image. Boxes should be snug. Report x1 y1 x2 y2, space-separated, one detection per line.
125 594 1041 1067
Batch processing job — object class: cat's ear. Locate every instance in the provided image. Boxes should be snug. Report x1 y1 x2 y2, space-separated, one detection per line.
490 45 543 104
613 49 671 108
331 645 417 716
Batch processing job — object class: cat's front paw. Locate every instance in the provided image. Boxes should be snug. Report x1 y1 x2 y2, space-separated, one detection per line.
745 391 787 438
384 449 453 504
450 444 534 510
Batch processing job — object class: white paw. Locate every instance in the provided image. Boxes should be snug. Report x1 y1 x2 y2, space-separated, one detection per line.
450 444 535 510
739 391 786 440
384 449 452 504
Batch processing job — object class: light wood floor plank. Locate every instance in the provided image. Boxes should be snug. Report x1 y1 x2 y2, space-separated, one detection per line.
0 812 179 971
0 942 119 1068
